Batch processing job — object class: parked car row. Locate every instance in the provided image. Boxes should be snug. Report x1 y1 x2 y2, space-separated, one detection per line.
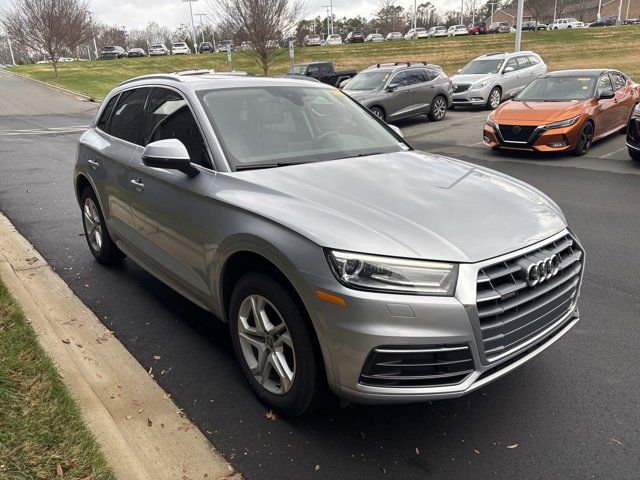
99 41 220 59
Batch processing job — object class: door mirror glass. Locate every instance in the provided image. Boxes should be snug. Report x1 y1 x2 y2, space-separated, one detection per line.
142 139 199 177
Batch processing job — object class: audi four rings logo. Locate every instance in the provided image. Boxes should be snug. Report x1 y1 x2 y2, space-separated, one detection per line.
526 255 560 286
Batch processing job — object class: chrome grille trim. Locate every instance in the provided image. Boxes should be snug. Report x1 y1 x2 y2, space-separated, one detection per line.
474 232 584 363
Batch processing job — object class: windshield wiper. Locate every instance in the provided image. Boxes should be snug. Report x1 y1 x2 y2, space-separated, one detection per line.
235 161 308 171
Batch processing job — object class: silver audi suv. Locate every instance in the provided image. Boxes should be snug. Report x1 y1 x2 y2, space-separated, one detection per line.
74 72 584 415
451 51 547 109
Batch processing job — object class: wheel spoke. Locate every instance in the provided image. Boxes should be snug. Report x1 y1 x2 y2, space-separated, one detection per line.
270 351 294 392
275 331 293 349
250 296 270 335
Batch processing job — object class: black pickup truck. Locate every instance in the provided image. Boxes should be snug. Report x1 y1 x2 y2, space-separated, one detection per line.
288 61 357 87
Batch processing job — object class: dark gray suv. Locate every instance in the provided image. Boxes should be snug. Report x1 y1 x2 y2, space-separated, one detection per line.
343 62 453 122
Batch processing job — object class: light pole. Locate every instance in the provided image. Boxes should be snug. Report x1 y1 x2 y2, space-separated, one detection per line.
7 35 16 66
553 0 558 22
86 10 98 59
194 13 206 44
460 0 464 24
489 2 498 24
617 0 623 22
182 0 198 53
322 5 331 39
514 0 524 51
597 0 603 19
413 0 417 29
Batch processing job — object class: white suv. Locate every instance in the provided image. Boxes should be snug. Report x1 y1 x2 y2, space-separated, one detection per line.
550 18 585 29
171 42 192 55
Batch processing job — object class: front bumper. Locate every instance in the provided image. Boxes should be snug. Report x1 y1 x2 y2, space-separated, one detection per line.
452 87 489 106
483 120 583 152
306 230 582 404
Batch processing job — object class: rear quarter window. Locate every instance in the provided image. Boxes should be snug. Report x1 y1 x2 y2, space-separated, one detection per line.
108 88 150 144
96 94 119 133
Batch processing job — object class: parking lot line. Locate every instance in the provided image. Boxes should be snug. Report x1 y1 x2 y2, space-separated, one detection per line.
598 146 628 158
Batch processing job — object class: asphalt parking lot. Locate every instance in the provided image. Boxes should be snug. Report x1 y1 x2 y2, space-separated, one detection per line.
1 69 639 479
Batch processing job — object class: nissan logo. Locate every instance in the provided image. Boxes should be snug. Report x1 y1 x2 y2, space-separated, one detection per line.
526 255 560 286
512 126 522 134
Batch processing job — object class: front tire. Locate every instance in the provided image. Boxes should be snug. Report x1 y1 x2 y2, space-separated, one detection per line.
80 187 125 265
486 87 502 110
629 147 640 161
572 121 594 156
229 273 326 416
428 95 448 121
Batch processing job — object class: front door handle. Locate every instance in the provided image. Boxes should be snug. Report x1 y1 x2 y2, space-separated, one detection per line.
87 159 100 169
130 178 145 192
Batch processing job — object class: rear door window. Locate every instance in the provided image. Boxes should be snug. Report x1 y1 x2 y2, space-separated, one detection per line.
109 88 150 144
389 71 408 87
597 75 614 95
516 57 531 69
406 70 428 85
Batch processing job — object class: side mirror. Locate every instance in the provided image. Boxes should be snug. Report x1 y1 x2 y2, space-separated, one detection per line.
503 66 515 74
386 84 398 92
389 124 404 137
142 139 198 177
598 90 615 100
339 78 350 89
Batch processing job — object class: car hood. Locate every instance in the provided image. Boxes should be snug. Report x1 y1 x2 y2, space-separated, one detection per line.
451 73 496 84
217 152 567 262
493 99 590 125
344 90 383 102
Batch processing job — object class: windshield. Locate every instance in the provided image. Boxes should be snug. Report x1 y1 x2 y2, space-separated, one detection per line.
290 64 307 75
344 71 390 91
516 76 596 101
197 86 406 170
459 59 504 75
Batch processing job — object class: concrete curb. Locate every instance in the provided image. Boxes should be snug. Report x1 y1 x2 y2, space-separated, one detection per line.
0 212 240 480
1 67 102 103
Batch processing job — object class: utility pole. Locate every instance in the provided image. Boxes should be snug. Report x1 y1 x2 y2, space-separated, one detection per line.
194 13 206 44
322 5 331 39
617 0 623 22
626 0 631 20
514 0 524 51
86 10 98 59
460 0 464 25
330 0 334 35
488 2 498 24
553 0 558 22
597 0 603 19
413 0 417 29
7 35 16 66
121 25 128 50
182 0 198 53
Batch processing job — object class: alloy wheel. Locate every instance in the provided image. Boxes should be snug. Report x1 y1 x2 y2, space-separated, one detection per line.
577 122 594 154
432 97 447 120
237 295 296 395
489 89 501 109
83 197 103 253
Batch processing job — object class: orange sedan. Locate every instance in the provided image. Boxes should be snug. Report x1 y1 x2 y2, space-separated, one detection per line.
483 69 639 156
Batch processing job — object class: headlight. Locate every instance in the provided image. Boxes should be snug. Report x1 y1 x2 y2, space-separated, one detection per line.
542 115 580 130
326 250 458 296
486 115 498 128
473 81 488 90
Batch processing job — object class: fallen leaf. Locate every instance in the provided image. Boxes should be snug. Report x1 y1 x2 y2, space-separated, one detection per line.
125 415 133 420
163 393 171 399
610 438 623 445
147 418 153 427
56 463 64 477
415 447 420 455
314 465 320 471
138 408 143 414
473 449 480 454
178 422 196 432
61 338 71 344
507 443 518 449
266 410 277 421
132 399 142 407
25 256 38 264
153 355 161 360
96 373 102 379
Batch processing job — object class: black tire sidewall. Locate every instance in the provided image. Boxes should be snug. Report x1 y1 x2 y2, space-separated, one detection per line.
229 273 324 416
80 187 123 264
573 122 593 156
370 106 385 122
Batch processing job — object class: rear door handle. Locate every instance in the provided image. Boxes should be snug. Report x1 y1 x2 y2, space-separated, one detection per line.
87 159 100 169
130 178 145 192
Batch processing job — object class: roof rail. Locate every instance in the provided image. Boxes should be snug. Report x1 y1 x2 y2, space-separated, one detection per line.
372 60 429 68
483 52 508 56
118 73 182 86
172 69 216 76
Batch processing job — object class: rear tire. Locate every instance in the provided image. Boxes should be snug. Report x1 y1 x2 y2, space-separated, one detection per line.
572 121 594 156
80 187 125 265
428 95 448 121
629 148 640 161
229 273 326 416
369 106 386 122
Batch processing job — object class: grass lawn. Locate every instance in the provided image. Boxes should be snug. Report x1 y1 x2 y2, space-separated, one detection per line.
8 25 640 100
0 280 115 480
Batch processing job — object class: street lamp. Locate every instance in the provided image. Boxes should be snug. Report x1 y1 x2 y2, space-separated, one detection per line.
182 0 198 53
514 0 524 51
194 13 207 45
488 2 498 24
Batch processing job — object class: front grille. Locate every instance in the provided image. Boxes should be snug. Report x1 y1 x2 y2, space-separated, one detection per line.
498 124 537 143
359 345 474 387
453 83 471 93
475 234 583 361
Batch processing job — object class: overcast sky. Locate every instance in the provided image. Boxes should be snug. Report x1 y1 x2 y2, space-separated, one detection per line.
0 0 462 30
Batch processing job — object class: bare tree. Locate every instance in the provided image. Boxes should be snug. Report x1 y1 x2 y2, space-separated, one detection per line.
1 0 91 76
526 0 554 26
210 0 303 74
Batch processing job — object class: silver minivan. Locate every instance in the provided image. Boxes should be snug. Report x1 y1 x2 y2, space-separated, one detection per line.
450 51 547 109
